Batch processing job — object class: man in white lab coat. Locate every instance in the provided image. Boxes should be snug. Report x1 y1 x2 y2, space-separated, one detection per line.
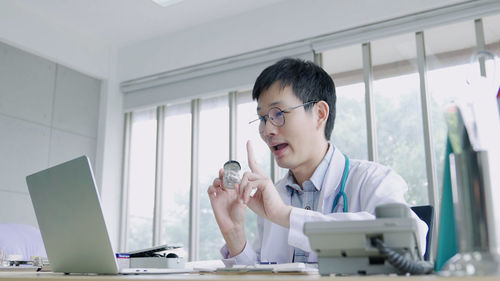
207 58 428 266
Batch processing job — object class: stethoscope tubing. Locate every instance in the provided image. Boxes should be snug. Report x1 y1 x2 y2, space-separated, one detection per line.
288 154 350 213
331 154 349 213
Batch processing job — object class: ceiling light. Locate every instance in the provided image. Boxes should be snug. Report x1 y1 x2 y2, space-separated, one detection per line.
152 0 185 7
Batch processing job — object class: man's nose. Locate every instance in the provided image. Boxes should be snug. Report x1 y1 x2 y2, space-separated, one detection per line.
260 120 278 137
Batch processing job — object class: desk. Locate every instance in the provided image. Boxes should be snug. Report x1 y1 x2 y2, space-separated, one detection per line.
0 272 500 281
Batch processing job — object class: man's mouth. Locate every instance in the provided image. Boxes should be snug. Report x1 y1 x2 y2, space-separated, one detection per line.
272 143 288 151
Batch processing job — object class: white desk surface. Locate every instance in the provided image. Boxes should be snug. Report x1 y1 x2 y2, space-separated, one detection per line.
1 272 500 281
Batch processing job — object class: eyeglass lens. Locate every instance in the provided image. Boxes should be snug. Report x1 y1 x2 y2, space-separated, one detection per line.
259 107 285 128
270 108 286 126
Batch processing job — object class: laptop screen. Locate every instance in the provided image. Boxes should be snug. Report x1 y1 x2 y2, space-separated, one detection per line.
26 156 119 274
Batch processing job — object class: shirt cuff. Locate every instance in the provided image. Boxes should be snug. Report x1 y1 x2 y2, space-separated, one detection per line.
220 241 257 267
288 207 313 253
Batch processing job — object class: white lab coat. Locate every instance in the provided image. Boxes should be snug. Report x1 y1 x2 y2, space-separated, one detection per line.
221 146 428 266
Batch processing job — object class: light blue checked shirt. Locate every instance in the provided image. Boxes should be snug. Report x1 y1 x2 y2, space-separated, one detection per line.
285 144 334 262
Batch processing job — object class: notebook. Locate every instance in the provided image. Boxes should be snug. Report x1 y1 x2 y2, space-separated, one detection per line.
26 155 192 275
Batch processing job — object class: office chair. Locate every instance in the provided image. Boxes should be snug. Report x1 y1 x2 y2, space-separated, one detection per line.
411 205 434 261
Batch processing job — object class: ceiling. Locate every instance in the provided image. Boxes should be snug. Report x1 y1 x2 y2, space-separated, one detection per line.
4 0 499 80
3 0 288 48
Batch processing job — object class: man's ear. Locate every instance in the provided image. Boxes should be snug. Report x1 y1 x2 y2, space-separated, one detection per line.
315 101 329 129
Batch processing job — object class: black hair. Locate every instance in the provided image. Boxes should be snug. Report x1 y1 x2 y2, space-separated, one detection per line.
252 58 336 140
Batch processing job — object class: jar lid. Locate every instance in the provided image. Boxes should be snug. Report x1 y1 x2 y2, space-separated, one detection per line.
223 160 241 171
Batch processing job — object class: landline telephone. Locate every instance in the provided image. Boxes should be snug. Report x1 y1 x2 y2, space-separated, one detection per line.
303 203 433 276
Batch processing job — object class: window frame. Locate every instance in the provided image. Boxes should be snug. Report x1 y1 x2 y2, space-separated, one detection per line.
119 9 499 261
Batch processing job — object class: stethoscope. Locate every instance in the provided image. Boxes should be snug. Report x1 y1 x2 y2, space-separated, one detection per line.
331 154 349 213
289 154 350 213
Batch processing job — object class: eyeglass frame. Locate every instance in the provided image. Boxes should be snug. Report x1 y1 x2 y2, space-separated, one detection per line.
249 100 318 127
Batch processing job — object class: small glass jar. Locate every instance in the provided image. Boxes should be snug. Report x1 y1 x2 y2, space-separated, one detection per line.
223 160 241 189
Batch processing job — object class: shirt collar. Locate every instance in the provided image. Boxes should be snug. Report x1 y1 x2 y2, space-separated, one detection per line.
285 143 335 193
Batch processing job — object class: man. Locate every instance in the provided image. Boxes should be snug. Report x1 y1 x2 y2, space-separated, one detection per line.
207 58 427 266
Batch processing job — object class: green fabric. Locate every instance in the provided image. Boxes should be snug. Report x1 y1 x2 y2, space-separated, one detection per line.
435 138 458 271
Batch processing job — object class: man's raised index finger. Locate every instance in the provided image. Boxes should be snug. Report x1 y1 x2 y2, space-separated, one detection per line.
247 140 263 174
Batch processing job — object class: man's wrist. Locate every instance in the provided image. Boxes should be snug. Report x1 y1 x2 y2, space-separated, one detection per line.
275 205 293 228
222 227 247 257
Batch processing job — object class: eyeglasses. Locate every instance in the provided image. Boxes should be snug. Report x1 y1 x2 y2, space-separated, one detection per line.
249 101 318 127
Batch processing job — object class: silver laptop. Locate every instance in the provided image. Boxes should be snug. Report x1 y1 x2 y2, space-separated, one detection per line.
26 155 192 275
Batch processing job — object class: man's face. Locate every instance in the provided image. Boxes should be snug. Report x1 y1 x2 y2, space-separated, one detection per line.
257 82 320 170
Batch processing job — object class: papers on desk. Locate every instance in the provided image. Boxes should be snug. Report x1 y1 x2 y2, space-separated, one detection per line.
212 262 318 274
187 260 318 274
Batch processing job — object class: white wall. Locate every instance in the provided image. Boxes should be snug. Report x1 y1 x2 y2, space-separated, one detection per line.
0 42 101 227
117 0 467 82
95 49 124 248
0 1 123 247
0 1 110 79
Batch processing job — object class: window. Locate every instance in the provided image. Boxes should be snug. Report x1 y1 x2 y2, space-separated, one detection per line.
483 14 500 86
371 33 428 205
160 103 191 258
126 108 157 251
236 91 271 243
198 95 229 260
424 20 477 199
236 91 271 176
122 11 500 259
323 44 368 160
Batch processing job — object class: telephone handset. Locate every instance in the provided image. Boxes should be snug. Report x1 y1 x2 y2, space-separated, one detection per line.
375 202 411 218
303 203 433 276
